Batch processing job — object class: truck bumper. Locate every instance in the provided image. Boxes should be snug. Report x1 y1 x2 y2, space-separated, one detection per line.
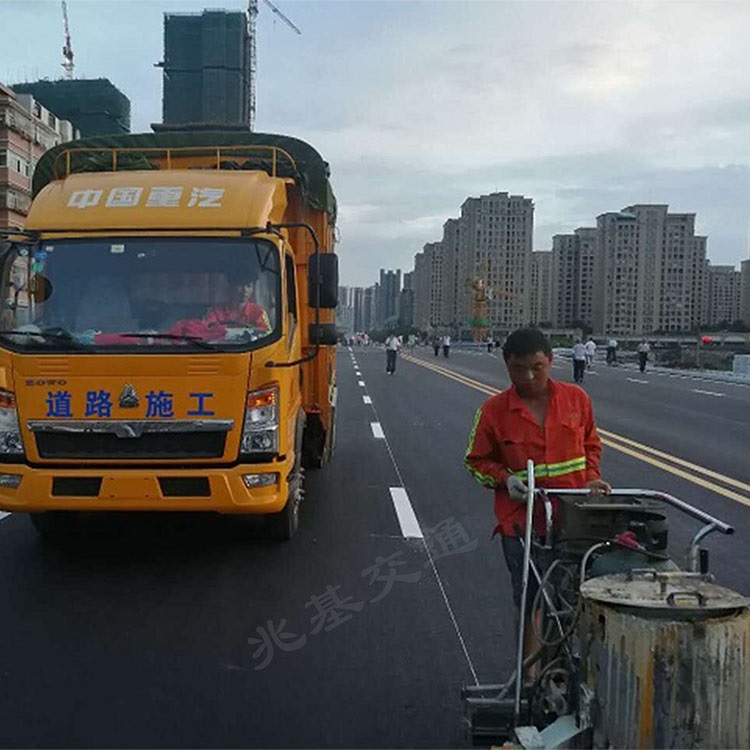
0 457 293 514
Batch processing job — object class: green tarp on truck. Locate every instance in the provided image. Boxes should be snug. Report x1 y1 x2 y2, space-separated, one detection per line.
32 130 336 220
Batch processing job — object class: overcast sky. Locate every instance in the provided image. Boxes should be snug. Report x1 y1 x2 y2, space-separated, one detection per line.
3 0 750 286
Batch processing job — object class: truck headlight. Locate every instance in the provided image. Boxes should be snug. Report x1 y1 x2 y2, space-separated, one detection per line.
0 389 24 456
241 386 279 455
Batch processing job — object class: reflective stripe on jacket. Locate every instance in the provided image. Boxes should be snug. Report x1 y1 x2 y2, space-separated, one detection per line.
464 379 602 536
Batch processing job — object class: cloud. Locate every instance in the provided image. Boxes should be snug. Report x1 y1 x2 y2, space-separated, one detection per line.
3 0 749 288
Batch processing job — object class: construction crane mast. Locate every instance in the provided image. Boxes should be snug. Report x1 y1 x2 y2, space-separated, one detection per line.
61 0 74 79
467 259 519 342
246 0 301 131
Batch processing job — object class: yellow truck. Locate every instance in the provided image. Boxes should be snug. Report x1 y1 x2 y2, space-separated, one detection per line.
0 131 339 540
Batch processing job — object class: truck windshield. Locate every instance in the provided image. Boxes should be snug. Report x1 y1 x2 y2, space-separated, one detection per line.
0 237 280 352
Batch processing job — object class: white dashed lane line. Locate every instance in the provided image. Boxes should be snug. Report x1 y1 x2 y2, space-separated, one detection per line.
627 378 648 384
358 380 366 387
363 396 372 404
692 389 725 397
371 422 385 439
389 487 423 539
0 512 10 521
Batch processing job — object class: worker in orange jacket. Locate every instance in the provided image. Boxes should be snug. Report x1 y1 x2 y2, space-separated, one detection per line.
465 327 610 666
205 275 271 332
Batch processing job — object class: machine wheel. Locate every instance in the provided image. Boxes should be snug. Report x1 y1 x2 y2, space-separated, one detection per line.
29 511 81 541
267 428 304 541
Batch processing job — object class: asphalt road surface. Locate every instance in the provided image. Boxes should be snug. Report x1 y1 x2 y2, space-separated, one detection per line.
0 344 747 748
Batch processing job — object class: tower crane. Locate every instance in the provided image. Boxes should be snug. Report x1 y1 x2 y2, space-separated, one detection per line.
61 0 75 79
246 0 301 131
467 259 519 342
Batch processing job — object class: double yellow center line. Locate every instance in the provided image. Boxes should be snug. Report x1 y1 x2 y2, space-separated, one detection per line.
401 353 750 507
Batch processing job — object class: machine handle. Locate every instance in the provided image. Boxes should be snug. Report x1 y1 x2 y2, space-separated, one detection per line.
538 488 734 536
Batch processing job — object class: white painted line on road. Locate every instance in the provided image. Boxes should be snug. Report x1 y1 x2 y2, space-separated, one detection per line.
365 397 480 686
358 380 365 387
627 378 648 384
389 487 423 539
587 371 599 376
363 395 372 404
692 389 725 397
0 512 9 521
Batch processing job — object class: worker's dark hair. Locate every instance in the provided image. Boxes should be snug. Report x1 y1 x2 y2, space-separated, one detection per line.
502 327 552 361
233 266 259 286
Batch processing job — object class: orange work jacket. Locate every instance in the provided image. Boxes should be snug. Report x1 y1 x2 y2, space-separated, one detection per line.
464 379 602 536
205 302 271 332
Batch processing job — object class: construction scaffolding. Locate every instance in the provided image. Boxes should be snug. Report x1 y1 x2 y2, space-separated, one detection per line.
160 11 249 128
11 79 130 137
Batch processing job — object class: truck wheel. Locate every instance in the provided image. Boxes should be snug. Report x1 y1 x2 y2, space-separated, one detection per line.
267 430 304 541
323 405 336 464
29 511 81 541
301 417 324 470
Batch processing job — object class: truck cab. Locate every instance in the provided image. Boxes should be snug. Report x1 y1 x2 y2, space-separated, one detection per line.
0 131 339 541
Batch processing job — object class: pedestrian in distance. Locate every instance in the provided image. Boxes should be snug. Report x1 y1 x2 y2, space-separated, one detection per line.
606 337 618 366
638 340 650 373
487 336 494 354
442 334 451 358
385 333 402 374
584 338 596 369
433 337 440 357
572 338 587 384
464 327 611 675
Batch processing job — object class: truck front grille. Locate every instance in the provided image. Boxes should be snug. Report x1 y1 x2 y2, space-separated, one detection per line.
36 431 227 460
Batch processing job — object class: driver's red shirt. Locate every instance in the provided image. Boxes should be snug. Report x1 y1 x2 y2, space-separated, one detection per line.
205 302 271 332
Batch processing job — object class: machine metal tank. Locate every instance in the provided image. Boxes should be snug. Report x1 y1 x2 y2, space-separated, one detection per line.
579 570 750 749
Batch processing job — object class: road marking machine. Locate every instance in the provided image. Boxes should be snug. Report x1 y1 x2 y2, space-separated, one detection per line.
463 460 749 748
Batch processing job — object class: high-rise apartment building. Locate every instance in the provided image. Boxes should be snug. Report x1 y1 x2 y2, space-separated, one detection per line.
593 205 707 335
551 227 597 328
335 286 354 336
11 79 129 137
413 242 443 330
160 10 250 127
351 287 365 333
1 83 78 228
457 193 533 332
741 259 750 326
377 269 401 327
439 219 461 328
363 285 377 332
530 251 553 326
577 227 598 327
707 265 742 326
413 249 429 330
399 272 414 327
551 234 578 327
411 192 533 334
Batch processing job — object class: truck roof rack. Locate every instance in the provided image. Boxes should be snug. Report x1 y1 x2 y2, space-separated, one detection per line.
33 131 337 219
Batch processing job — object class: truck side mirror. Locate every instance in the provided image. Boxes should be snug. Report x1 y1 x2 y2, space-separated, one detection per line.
308 322 338 346
308 253 338 309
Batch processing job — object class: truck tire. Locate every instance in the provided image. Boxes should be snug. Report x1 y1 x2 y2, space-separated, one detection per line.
301 415 325 470
29 511 81 541
323 405 336 464
267 426 304 541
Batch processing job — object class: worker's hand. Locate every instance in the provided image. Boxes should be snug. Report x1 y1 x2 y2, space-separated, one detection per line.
585 479 612 497
506 475 529 503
